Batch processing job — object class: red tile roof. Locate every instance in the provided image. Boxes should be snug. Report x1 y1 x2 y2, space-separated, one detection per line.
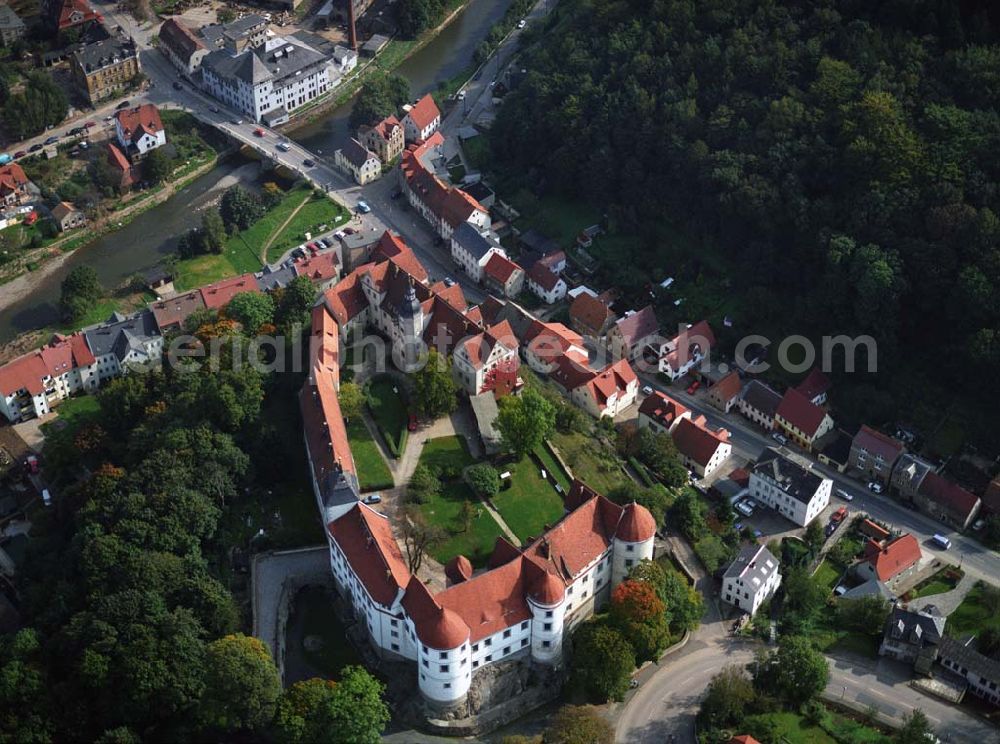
710 370 743 403
776 387 828 437
436 558 531 643
53 0 99 29
638 390 690 429
401 144 487 230
105 143 132 183
0 334 94 397
672 416 730 468
483 253 522 284
150 290 206 331
527 262 561 292
662 320 715 371
983 477 1000 516
309 304 340 386
852 425 904 463
0 163 29 196
729 737 762 744
293 251 339 284
583 359 637 407
158 18 206 60
613 306 658 348
445 554 473 584
863 533 921 581
200 273 261 310
329 503 410 607
918 472 981 524
859 519 891 542
525 321 583 365
796 367 832 401
569 293 613 335
406 94 441 132
322 263 372 324
402 576 470 649
617 503 656 542
115 104 163 144
370 114 402 142
373 230 428 283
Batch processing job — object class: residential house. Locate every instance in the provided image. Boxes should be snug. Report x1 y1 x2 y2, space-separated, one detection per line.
339 229 382 272
201 32 334 125
552 356 638 419
150 290 206 332
358 115 404 164
158 18 209 74
522 321 585 375
0 334 98 422
607 306 659 362
331 45 357 75
672 415 731 479
482 253 524 298
738 380 781 431
795 367 832 405
891 453 934 502
0 4 26 46
729 737 762 744
655 320 716 380
637 390 690 435
43 0 99 33
879 604 945 672
402 93 441 143
201 14 267 51
199 273 261 310
51 201 86 231
569 293 615 338
774 388 833 451
82 311 163 383
452 321 520 396
255 264 297 292
707 370 742 413
0 164 33 207
938 636 1000 706
71 35 141 105
849 425 904 485
115 104 166 160
914 472 982 531
526 263 567 305
450 222 506 282
855 534 922 586
400 133 491 244
105 143 136 191
982 477 1000 519
858 519 891 542
293 252 340 291
749 448 832 526
817 428 853 472
519 229 560 260
335 138 381 185
721 544 781 616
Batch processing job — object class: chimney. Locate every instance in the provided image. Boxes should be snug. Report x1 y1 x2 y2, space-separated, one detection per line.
347 0 357 51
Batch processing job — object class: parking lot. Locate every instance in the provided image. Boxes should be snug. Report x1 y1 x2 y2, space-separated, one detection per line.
728 488 858 542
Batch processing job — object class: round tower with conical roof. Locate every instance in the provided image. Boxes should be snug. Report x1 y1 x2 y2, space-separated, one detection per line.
527 567 567 664
611 502 657 586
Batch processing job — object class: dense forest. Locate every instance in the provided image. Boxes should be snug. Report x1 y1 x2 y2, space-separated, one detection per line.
0 316 389 742
492 0 1000 443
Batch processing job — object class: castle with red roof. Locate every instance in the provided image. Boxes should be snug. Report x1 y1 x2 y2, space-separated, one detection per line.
302 238 657 707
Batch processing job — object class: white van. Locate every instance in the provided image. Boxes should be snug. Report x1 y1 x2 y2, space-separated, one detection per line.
931 534 952 550
41 489 52 507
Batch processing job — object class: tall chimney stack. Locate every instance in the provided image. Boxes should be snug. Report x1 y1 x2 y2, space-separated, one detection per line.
347 0 358 50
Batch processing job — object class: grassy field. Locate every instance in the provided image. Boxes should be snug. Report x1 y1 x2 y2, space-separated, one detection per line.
366 376 408 454
265 195 348 263
416 437 503 566
346 420 394 492
813 559 841 592
743 712 837 743
946 581 1000 637
509 192 598 251
534 443 572 492
909 566 964 599
44 395 100 436
492 456 566 542
550 430 629 495
173 252 245 291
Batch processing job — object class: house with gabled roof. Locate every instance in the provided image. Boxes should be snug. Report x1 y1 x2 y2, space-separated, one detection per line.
914 472 981 531
856 533 922 585
0 163 33 207
722 544 780 616
335 137 381 185
568 358 638 419
707 370 743 413
0 333 99 422
523 321 585 375
850 425 905 485
607 306 659 361
879 604 944 670
750 448 831 526
526 263 567 305
292 251 340 290
115 104 166 160
158 18 208 74
358 114 404 164
796 367 832 405
672 415 732 478
774 387 833 451
654 320 716 380
451 222 506 282
569 292 615 338
402 93 441 143
482 253 524 298
452 320 520 396
637 390 691 436
738 379 782 431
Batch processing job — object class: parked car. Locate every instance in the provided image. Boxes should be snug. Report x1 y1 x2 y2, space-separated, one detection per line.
735 500 754 517
356 200 371 213
931 534 951 550
408 414 418 432
443 276 456 287
254 127 265 137
43 135 60 145
334 230 346 240
686 380 701 395
867 481 884 494
517 19 526 28
29 143 43 152
303 158 315 167
25 455 39 474
41 488 51 507
836 488 854 502
231 118 243 125
172 81 183 90
364 494 382 505
69 126 85 135
830 506 848 523
320 237 333 248
13 151 26 159
84 120 96 129
641 385 654 396
771 431 788 445
116 99 131 109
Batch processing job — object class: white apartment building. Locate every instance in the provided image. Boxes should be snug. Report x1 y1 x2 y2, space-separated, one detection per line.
749 448 832 526
450 222 506 282
722 544 781 616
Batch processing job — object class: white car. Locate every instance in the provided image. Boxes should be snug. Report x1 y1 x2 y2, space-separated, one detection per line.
836 488 854 502
736 501 754 517
867 481 884 494
641 385 653 396
771 431 788 445
517 19 526 29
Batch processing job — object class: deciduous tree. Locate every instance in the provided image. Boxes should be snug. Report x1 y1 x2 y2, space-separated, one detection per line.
200 634 281 733
413 348 458 418
750 635 829 706
59 265 103 322
570 623 636 702
225 291 275 333
466 463 500 497
698 665 756 730
338 382 364 421
496 388 556 460
544 705 612 744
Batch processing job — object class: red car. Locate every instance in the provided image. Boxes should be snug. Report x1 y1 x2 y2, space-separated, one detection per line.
13 151 26 159
686 380 701 395
83 121 96 129
407 414 418 432
254 128 265 137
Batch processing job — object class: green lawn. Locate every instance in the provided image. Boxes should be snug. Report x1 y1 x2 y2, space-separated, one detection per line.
909 566 963 599
44 395 100 436
946 581 1000 638
510 192 597 250
814 559 841 592
534 443 572 491
265 195 348 264
346 420 394 492
550 430 629 495
416 437 503 566
58 298 121 333
493 456 566 542
366 376 408 455
743 712 837 744
173 252 244 291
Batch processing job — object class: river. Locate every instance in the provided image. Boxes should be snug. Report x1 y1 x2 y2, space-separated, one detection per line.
0 0 512 343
